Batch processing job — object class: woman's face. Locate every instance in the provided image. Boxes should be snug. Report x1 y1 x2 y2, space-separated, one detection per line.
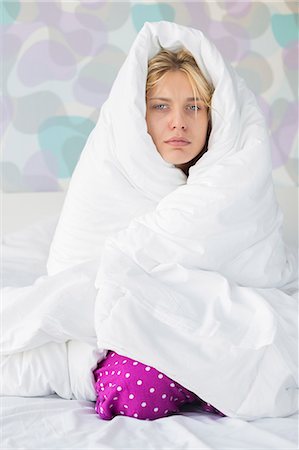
146 70 209 169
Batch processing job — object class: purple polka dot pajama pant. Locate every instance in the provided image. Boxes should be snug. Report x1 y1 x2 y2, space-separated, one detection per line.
93 350 224 420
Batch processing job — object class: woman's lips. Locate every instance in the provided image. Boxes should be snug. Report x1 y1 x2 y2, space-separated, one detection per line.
164 139 190 147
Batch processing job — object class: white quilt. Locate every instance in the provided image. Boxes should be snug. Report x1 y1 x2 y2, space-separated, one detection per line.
1 22 298 421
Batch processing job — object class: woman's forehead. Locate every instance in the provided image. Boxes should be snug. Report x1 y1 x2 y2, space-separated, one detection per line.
148 71 196 96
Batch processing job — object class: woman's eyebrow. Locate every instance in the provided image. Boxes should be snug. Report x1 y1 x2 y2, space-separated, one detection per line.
147 97 201 101
147 97 171 101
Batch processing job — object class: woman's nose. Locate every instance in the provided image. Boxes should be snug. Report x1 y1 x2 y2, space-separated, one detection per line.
169 110 187 130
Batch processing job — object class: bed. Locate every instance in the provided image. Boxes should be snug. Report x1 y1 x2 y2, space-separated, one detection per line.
1 187 298 450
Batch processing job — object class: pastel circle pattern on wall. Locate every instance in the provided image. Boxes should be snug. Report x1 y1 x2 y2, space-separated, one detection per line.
271 13 298 47
132 3 175 31
1 1 21 25
38 116 95 178
1 1 297 191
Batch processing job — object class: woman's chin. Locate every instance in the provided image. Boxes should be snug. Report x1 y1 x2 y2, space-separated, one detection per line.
161 155 191 166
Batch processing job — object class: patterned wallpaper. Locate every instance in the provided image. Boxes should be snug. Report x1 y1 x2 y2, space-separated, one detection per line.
1 1 298 192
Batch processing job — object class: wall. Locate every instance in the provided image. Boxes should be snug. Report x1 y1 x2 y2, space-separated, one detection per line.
1 1 298 191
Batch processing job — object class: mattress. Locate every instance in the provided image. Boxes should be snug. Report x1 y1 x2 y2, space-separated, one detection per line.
1 189 298 450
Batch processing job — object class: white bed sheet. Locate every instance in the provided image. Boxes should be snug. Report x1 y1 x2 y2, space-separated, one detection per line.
2 395 297 450
1 191 298 449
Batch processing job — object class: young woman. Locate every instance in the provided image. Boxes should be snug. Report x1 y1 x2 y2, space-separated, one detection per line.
93 48 222 421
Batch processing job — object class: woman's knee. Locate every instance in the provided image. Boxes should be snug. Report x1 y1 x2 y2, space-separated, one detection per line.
93 350 199 420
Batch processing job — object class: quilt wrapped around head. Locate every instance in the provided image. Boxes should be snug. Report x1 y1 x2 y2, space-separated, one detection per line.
13 22 299 419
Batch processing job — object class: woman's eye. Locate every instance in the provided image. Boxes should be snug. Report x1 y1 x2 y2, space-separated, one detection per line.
187 105 201 111
153 104 168 110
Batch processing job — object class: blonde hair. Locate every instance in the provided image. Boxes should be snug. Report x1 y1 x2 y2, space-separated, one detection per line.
146 48 214 114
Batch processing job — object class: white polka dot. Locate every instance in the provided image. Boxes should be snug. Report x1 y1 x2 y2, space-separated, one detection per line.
186 395 190 399
116 386 122 392
145 366 151 371
129 394 135 399
100 382 103 387
99 372 102 376
133 362 138 366
174 398 178 401
133 413 138 418
113 396 118 401
170 396 173 401
164 410 169 414
154 407 159 412
122 360 127 364
109 404 113 408
162 394 167 399
123 404 128 409
103 395 107 400
100 407 104 412
111 353 115 357
109 382 113 387
125 373 131 378
158 374 163 379
101 387 104 391
114 361 119 365
111 371 115 375
137 380 143 385
105 371 109 375
149 388 155 393
141 402 147 407
170 383 175 387
107 364 111 367
120 411 124 415
117 371 121 375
